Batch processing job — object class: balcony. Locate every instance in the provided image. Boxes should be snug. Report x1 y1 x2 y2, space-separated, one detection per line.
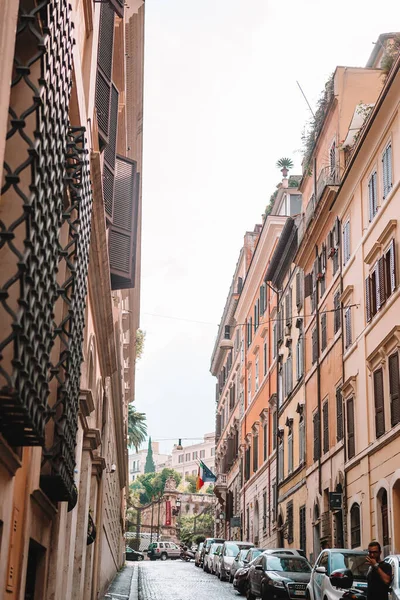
215 473 227 490
316 165 340 205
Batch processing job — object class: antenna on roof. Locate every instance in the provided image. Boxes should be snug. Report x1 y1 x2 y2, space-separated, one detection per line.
296 81 315 119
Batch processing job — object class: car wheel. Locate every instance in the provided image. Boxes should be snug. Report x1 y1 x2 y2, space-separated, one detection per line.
220 570 225 582
160 552 167 561
229 574 233 583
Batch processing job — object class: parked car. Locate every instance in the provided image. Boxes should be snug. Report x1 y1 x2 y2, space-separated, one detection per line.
211 544 223 574
307 550 368 600
201 537 225 571
204 542 221 573
384 555 400 600
125 546 144 561
147 541 181 561
231 549 256 583
194 542 204 567
217 540 254 581
247 553 312 600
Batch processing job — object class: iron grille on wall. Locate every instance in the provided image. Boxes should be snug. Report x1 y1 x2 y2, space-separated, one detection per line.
41 128 93 511
0 0 74 447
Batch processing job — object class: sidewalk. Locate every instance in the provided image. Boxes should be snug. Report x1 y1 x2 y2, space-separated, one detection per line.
102 562 139 600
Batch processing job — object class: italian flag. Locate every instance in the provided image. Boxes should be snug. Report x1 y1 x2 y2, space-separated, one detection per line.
196 466 204 491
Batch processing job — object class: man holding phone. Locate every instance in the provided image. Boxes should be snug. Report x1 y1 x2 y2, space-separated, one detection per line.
366 541 392 600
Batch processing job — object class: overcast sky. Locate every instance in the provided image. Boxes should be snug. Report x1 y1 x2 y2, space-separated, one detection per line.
134 0 399 455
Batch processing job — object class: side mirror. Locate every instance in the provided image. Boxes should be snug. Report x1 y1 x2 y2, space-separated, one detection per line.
315 566 327 574
255 565 264 571
330 569 354 590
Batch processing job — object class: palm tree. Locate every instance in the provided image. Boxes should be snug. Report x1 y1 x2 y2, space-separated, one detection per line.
276 157 294 177
127 404 147 450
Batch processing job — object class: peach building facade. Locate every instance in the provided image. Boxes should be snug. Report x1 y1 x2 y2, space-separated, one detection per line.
0 0 144 598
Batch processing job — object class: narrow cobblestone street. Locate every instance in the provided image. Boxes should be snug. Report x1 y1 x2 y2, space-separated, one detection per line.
138 560 239 600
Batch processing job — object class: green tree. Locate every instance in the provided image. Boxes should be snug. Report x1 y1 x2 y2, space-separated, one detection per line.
144 437 156 473
185 475 197 494
276 157 294 171
178 509 214 545
136 329 146 361
127 404 147 451
129 468 183 506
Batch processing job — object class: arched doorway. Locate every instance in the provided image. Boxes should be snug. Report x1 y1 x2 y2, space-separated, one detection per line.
377 487 390 555
313 503 321 561
254 500 259 546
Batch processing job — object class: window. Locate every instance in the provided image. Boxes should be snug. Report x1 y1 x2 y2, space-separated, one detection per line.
389 352 400 427
288 428 293 474
368 171 378 221
347 397 355 459
229 383 236 410
366 240 396 322
273 324 277 358
336 387 343 441
260 283 266 315
272 411 277 451
296 334 304 381
323 401 329 454
253 434 258 472
263 423 268 461
373 368 385 438
277 307 284 345
287 501 294 544
192 451 198 460
178 454 184 463
200 449 205 459
254 302 259 332
299 417 305 465
312 327 318 364
382 143 392 200
299 505 306 553
248 373 252 404
350 503 361 548
334 290 341 333
321 313 327 351
344 307 352 349
296 270 303 308
263 341 268 376
285 288 292 326
313 410 320 462
185 453 190 461
262 490 267 531
245 447 251 481
272 481 277 522
240 338 244 363
255 357 259 392
247 318 253 346
278 440 284 482
343 220 350 264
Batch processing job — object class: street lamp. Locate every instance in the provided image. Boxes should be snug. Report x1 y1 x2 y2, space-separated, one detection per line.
176 439 183 450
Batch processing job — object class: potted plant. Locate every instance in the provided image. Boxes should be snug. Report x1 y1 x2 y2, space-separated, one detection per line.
276 157 294 178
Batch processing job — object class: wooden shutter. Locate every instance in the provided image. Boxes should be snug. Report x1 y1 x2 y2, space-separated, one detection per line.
312 327 318 364
253 436 258 472
323 402 329 454
287 501 294 543
108 0 124 18
336 388 343 441
373 368 385 438
365 276 371 322
216 414 221 438
109 156 139 290
96 3 115 146
334 291 341 333
103 83 119 221
377 257 386 308
304 273 312 298
347 398 355 459
296 271 302 307
389 352 400 427
388 239 396 294
321 313 327 351
313 410 320 462
260 284 265 315
334 217 340 247
345 308 351 348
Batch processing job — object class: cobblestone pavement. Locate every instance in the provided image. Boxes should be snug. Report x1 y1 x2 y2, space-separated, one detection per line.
103 562 138 600
138 560 240 600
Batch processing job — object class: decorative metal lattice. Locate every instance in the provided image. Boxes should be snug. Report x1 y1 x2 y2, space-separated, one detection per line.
41 127 92 511
0 0 74 446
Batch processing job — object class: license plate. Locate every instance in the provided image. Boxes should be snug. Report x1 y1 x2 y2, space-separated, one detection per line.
295 591 306 596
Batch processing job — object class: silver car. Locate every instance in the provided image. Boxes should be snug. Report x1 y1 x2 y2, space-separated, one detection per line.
211 544 223 574
204 542 220 573
307 549 368 600
218 541 254 581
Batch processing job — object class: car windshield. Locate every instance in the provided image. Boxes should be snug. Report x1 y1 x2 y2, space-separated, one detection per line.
330 552 368 578
266 557 311 573
225 543 240 557
238 549 249 560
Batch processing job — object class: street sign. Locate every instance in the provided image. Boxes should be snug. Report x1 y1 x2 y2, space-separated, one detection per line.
329 492 342 511
230 516 241 528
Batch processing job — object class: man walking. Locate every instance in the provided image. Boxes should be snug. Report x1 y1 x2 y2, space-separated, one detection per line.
366 541 392 600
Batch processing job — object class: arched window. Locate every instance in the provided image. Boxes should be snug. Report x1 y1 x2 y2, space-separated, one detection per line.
350 503 361 548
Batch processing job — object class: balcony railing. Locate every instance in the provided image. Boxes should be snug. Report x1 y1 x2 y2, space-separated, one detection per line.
316 164 341 205
215 473 227 488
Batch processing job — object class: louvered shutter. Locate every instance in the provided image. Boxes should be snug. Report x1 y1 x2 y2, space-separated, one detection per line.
389 239 396 294
334 217 340 247
216 414 222 438
365 277 371 322
383 148 389 199
109 156 139 290
260 285 265 315
336 388 343 441
288 287 292 324
345 308 351 348
373 172 378 216
321 313 327 351
96 3 115 146
287 501 294 543
373 368 385 438
347 398 355 458
108 0 124 18
389 353 400 427
312 328 318 364
378 257 386 307
387 144 393 193
323 402 329 453
304 273 312 298
103 84 119 221
313 411 320 462
296 271 301 307
321 243 327 273
343 221 350 264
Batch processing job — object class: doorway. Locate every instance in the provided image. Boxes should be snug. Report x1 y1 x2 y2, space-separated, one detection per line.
24 539 46 600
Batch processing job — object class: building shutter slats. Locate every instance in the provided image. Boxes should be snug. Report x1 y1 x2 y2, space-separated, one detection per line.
313 411 320 462
103 84 119 222
312 328 318 364
389 352 400 427
323 402 329 454
347 398 355 459
373 368 385 438
304 273 312 298
389 239 396 294
95 3 115 145
365 277 371 322
378 257 386 307
109 156 139 290
336 388 343 441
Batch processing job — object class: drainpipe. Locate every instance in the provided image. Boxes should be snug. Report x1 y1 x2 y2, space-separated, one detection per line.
338 215 347 546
